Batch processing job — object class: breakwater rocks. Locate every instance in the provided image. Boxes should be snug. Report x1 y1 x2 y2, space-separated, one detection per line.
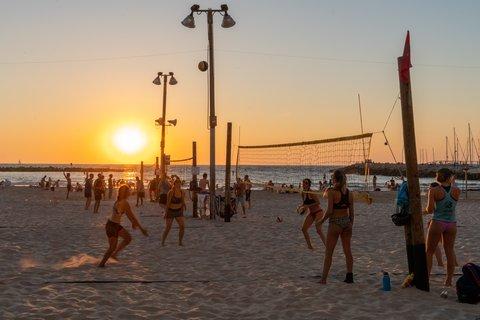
341 163 480 180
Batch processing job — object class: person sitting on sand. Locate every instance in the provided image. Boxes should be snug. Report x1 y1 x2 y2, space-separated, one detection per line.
266 180 274 192
63 171 72 199
299 178 325 249
319 170 354 284
75 182 83 192
234 177 247 217
93 174 104 213
135 176 145 207
161 178 186 246
40 175 47 188
98 185 148 267
84 173 94 210
424 168 460 287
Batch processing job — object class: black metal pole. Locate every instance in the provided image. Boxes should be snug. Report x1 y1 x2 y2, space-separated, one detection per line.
207 10 216 219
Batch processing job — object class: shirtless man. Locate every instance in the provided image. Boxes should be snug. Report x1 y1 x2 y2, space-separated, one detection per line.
93 174 104 213
234 177 247 217
244 175 252 209
108 174 114 199
63 171 72 199
198 173 210 217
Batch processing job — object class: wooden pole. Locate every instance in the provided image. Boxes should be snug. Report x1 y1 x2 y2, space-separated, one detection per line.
224 122 232 222
140 161 144 182
192 141 198 218
397 31 429 291
464 168 468 200
155 156 159 176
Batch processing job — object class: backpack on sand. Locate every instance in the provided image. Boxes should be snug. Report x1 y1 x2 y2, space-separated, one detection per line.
391 181 410 226
456 263 480 304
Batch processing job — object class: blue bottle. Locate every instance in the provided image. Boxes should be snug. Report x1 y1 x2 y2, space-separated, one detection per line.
382 271 391 291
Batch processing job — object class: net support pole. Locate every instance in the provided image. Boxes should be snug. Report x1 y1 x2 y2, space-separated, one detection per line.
140 161 144 182
397 32 429 292
224 122 232 222
155 157 159 176
192 141 198 218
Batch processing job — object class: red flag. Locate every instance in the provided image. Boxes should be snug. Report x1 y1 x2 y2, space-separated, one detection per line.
399 31 412 83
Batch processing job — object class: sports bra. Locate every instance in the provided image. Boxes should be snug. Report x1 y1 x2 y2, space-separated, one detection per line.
333 189 350 210
110 201 125 224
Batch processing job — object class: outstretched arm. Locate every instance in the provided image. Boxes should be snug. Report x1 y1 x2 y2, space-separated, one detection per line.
124 202 148 236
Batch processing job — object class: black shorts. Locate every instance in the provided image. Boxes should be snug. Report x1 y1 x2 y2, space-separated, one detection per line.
84 190 92 198
159 194 168 205
138 191 145 198
67 184 72 192
245 190 251 201
94 190 103 201
165 208 183 219
105 220 124 238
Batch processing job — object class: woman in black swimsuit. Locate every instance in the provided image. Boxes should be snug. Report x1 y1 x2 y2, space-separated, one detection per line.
319 170 355 284
161 178 186 246
299 178 325 249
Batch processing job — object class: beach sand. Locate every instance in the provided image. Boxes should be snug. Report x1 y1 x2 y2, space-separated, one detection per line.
0 187 479 319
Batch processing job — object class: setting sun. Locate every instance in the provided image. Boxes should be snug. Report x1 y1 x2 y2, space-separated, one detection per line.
113 126 147 154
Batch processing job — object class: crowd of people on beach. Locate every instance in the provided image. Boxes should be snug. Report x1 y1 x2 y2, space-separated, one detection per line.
36 166 464 290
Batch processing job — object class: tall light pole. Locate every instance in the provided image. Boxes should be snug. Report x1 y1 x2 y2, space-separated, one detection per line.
153 72 178 177
182 4 236 217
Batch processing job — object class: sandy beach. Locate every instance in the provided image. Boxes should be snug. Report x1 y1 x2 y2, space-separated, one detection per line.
0 187 478 319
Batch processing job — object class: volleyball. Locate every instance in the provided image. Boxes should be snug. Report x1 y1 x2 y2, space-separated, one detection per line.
198 61 208 72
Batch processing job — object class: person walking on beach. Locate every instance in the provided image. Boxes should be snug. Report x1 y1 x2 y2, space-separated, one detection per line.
84 173 94 210
135 176 145 207
319 170 354 284
108 174 114 199
299 178 325 250
98 185 149 267
148 175 159 202
372 175 377 191
161 178 186 246
63 171 72 199
424 168 460 287
244 175 253 208
199 173 210 217
234 177 247 217
93 174 104 213
157 174 171 213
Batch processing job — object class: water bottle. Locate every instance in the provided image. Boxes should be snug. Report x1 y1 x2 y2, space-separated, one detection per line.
382 271 391 291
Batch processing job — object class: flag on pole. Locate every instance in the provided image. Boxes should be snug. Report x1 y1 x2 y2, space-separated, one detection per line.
399 31 412 83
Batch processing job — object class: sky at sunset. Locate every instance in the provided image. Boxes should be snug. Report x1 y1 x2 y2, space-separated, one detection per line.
1 0 479 165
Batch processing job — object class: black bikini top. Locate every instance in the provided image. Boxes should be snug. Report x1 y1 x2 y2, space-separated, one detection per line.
333 189 350 210
303 193 316 205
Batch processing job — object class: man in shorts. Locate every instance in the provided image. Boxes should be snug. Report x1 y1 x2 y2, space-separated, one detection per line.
93 174 104 213
108 174 114 199
198 173 210 217
84 173 94 210
244 175 252 209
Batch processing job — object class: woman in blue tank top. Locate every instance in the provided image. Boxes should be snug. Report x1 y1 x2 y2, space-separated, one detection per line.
424 168 460 287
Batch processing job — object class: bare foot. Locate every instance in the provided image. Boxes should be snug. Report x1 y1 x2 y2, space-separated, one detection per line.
179 242 184 247
318 278 326 284
98 263 105 268
307 245 314 250
444 279 453 287
161 242 166 247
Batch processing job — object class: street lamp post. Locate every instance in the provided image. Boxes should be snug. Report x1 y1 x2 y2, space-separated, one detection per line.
153 72 178 177
182 4 236 218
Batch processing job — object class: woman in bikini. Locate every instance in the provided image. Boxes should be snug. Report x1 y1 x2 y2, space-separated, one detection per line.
319 170 354 284
161 178 186 246
299 178 325 249
98 185 148 267
424 168 460 287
